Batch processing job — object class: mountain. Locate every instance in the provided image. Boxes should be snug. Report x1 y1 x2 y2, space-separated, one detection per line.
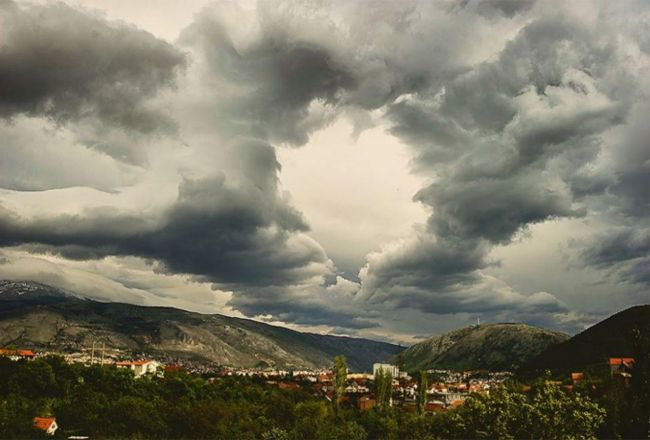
394 323 568 372
523 305 650 373
0 280 399 371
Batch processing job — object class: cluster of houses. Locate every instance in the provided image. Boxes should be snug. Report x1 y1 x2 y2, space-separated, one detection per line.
0 348 35 361
2 346 640 436
212 362 512 413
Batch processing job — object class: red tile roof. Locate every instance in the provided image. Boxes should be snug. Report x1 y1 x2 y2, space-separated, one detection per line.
16 349 35 357
116 360 153 366
33 417 56 431
0 348 35 357
609 357 635 366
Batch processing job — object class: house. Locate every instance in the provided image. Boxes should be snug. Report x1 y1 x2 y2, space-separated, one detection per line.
571 372 584 384
0 348 35 361
33 417 58 436
425 401 446 413
318 372 333 383
115 360 161 377
609 358 634 376
164 364 184 374
358 396 376 411
432 390 468 407
345 382 369 394
278 381 300 390
450 399 465 408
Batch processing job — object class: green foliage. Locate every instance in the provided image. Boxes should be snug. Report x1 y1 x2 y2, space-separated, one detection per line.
333 355 347 410
261 427 290 440
374 368 393 411
0 355 610 439
434 384 604 440
417 371 428 415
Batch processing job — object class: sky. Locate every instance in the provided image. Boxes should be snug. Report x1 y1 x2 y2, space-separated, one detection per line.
0 0 649 344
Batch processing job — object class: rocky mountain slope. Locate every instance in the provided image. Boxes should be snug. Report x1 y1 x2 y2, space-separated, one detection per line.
523 305 650 373
394 323 568 372
0 280 399 371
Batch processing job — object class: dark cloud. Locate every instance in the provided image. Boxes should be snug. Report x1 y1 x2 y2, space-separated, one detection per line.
1 0 648 336
180 12 356 146
582 229 650 268
0 1 185 138
357 11 633 321
229 284 377 330
575 103 650 286
0 140 329 288
417 172 579 243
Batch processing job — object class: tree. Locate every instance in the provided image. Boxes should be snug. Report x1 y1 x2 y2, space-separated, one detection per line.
433 384 604 440
374 368 393 411
333 355 347 411
624 327 650 438
417 371 428 415
261 427 290 440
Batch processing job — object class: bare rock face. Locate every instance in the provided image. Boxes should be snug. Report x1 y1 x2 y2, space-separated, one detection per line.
0 280 399 371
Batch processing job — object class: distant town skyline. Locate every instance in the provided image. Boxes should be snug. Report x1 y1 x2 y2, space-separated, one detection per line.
0 0 649 344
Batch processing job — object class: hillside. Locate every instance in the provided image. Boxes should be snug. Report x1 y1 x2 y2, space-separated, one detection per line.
394 323 568 372
0 280 399 371
523 305 650 373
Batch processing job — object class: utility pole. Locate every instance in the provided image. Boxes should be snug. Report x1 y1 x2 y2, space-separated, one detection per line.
90 339 95 365
100 342 105 366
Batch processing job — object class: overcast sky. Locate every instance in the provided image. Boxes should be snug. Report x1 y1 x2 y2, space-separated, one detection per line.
1 0 649 344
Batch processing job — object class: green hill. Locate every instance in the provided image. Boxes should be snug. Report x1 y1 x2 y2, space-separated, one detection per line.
523 305 650 374
395 323 568 372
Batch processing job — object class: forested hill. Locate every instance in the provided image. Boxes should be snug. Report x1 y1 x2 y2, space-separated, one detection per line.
393 323 568 372
523 305 650 373
0 280 399 371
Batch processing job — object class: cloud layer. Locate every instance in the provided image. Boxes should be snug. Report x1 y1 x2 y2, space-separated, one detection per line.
0 0 649 340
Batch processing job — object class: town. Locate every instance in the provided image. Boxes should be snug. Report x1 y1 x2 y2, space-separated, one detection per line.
0 346 635 437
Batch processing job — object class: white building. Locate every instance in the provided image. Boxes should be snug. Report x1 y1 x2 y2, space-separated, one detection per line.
116 360 161 377
373 363 399 378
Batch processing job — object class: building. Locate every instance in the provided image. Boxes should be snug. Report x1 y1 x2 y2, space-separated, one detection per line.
278 381 300 390
425 401 446 413
373 363 399 378
609 358 634 376
33 417 58 436
432 390 468 407
358 396 376 411
116 360 161 377
571 372 584 384
0 348 35 361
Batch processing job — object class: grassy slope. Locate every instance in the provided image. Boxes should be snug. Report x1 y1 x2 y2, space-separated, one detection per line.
395 323 568 372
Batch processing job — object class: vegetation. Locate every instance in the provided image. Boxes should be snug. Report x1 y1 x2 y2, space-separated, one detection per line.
435 384 605 440
416 371 427 415
0 281 400 371
395 323 568 372
373 368 393 411
333 355 347 410
0 355 615 439
524 305 650 374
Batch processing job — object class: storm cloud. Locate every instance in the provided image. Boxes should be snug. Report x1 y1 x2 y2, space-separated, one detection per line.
0 0 649 339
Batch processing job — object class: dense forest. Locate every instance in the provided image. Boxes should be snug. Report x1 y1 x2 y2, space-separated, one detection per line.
2 352 647 439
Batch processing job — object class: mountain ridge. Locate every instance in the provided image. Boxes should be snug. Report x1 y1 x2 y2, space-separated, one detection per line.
0 280 400 371
523 305 650 373
394 322 569 372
